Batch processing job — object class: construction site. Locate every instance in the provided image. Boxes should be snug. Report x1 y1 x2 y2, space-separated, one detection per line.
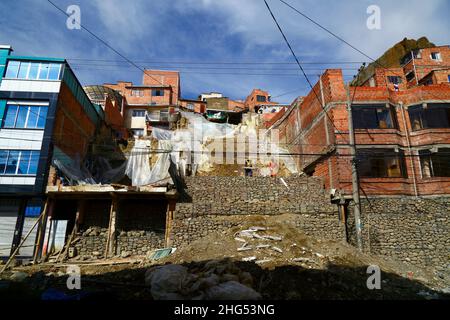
0 0 449 305
1 109 449 301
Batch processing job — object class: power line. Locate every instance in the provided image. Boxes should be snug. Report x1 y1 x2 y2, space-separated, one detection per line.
278 0 448 103
263 0 350 146
69 63 360 71
46 0 165 87
67 58 368 65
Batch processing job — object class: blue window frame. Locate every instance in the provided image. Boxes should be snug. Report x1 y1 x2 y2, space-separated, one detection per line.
0 150 40 175
2 104 48 129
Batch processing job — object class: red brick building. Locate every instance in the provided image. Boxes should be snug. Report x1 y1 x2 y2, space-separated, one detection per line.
245 88 278 112
104 70 180 136
275 47 450 197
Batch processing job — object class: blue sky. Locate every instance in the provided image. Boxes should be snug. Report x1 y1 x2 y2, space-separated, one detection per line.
0 0 449 103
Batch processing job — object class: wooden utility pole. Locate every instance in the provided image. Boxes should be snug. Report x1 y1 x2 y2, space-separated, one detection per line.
345 84 363 251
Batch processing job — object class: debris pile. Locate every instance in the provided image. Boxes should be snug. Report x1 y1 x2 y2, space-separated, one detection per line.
233 225 328 269
144 259 261 300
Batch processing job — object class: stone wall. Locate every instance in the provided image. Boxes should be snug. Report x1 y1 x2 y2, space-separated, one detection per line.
74 226 107 258
171 175 343 247
73 199 168 258
117 231 165 256
347 196 450 274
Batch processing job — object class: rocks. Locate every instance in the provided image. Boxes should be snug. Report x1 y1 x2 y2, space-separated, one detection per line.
120 251 131 258
10 271 28 282
145 260 260 300
204 281 261 300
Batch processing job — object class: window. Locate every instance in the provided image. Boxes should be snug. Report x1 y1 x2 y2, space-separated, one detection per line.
131 129 144 137
5 61 20 78
352 104 397 129
4 61 61 80
420 148 450 177
430 52 441 61
387 76 402 84
147 111 160 121
356 149 407 178
448 75 450 83
0 150 40 175
408 103 450 130
256 95 266 102
131 89 144 97
2 104 48 129
152 89 164 97
406 71 415 82
132 110 146 117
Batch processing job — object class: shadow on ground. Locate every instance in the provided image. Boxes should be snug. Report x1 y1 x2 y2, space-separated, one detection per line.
0 259 448 300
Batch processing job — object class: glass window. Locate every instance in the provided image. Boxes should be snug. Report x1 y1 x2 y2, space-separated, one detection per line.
17 151 31 174
38 63 50 80
387 76 402 84
406 71 415 82
152 89 164 97
256 95 266 102
408 103 450 130
26 106 39 128
3 105 18 128
15 106 28 128
37 107 47 128
356 149 406 178
420 148 450 177
131 129 144 137
131 90 143 97
18 62 30 79
431 52 441 60
28 151 39 174
132 110 146 117
2 105 48 129
28 63 39 79
0 150 7 174
352 104 397 129
48 64 61 80
0 150 39 175
5 151 19 174
5 61 20 78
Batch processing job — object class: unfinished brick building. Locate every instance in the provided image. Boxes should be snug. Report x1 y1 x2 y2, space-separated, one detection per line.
272 46 450 197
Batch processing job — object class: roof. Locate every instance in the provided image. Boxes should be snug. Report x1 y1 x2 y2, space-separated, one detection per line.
84 85 124 105
125 85 171 89
8 55 65 63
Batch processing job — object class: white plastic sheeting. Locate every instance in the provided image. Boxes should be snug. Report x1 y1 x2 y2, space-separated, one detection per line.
125 139 172 186
53 111 299 187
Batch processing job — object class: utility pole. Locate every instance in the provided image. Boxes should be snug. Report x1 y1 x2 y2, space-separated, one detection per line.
345 84 363 251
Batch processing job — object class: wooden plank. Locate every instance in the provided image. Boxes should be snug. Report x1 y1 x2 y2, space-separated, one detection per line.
105 196 118 259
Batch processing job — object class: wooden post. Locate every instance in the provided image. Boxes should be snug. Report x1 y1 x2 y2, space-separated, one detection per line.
165 201 176 247
33 198 50 263
105 194 118 259
1 201 48 273
56 199 85 263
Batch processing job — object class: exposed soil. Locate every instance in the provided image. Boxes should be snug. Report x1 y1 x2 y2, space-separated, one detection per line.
1 214 448 300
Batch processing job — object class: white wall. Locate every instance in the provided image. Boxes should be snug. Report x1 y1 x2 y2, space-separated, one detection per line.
0 79 61 93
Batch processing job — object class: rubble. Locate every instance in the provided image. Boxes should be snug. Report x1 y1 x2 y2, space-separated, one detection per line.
144 259 261 300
